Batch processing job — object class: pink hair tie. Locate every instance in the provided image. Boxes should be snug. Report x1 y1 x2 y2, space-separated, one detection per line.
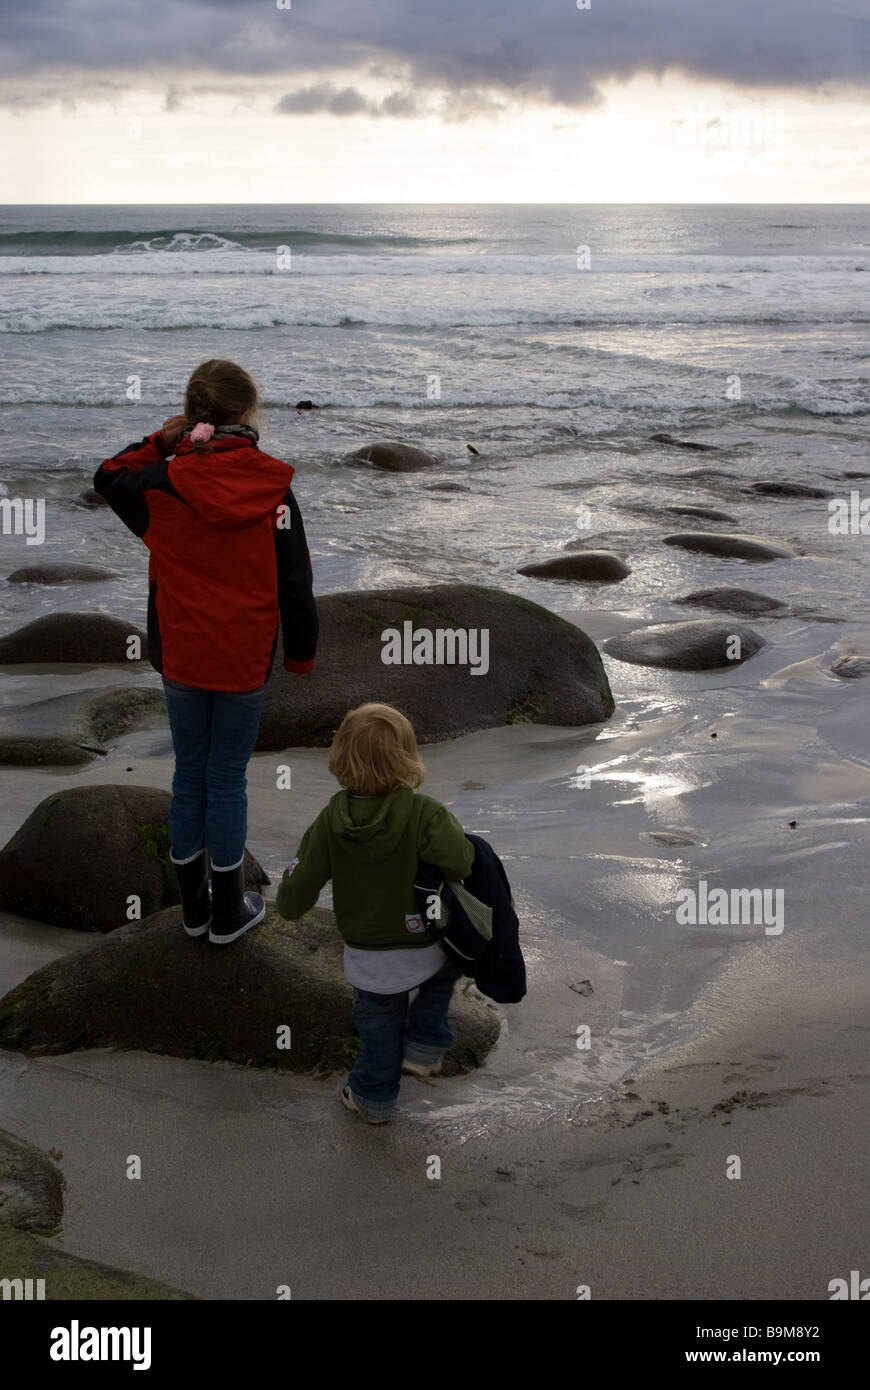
190 422 215 443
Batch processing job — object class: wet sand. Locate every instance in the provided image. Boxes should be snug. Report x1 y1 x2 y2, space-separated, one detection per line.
1 691 868 1299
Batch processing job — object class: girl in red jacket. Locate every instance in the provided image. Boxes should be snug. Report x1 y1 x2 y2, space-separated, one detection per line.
95 359 318 945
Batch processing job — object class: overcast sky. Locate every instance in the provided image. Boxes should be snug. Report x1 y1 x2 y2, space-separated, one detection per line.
1 0 868 201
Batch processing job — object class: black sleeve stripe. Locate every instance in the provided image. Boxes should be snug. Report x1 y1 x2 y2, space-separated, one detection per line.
274 488 319 663
111 434 169 462
93 457 186 538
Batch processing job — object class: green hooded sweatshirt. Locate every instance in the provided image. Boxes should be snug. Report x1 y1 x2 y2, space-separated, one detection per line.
276 786 475 950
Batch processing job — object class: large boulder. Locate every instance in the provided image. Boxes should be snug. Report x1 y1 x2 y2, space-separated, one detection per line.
0 686 166 766
605 620 766 670
518 550 630 583
0 786 267 932
258 584 615 748
662 532 795 562
6 563 119 585
0 613 147 664
673 587 787 617
344 441 440 472
0 1128 191 1298
0 905 500 1076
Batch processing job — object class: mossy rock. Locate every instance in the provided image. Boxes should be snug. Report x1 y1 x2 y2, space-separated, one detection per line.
0 905 501 1076
0 785 267 932
0 1127 63 1234
0 1128 192 1299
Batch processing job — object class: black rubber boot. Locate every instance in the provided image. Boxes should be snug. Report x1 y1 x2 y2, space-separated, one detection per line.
171 849 212 938
209 858 265 945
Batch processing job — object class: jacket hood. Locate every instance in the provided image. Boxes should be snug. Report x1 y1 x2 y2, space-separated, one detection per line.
328 786 415 863
168 437 294 524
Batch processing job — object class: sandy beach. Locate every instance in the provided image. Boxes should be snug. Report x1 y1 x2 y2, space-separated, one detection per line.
2 203 869 1306
1 644 868 1299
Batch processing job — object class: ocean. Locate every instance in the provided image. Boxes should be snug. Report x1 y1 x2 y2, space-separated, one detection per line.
1 203 869 1098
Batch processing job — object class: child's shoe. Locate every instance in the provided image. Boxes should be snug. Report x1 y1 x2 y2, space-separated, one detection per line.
401 1057 443 1078
341 1085 392 1125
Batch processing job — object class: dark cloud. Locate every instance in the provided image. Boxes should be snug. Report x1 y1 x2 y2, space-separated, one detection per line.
0 0 867 109
275 82 420 118
277 83 372 116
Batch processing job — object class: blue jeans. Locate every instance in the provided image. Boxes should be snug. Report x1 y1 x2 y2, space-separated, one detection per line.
349 957 465 1120
161 678 268 869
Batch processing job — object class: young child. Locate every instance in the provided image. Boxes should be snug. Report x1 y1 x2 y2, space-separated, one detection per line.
94 359 318 945
277 702 474 1124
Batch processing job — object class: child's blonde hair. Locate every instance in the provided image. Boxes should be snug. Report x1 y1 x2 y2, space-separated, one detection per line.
183 359 260 453
328 703 425 797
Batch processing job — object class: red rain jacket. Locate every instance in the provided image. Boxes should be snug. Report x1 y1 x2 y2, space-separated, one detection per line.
94 429 318 691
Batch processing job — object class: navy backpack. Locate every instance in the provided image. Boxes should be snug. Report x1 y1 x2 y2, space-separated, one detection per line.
413 832 526 1004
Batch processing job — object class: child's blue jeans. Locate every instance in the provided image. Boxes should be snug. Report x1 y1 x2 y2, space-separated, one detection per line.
349 956 465 1121
162 677 268 869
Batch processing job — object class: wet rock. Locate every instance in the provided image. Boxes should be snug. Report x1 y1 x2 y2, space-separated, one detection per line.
0 905 499 1076
650 433 720 452
641 830 698 846
426 482 470 493
663 532 795 562
664 505 739 523
0 686 166 766
0 785 267 932
681 467 739 483
518 550 630 582
258 584 615 747
76 489 108 508
0 1127 63 1233
830 656 870 679
749 481 832 499
605 620 766 670
0 1128 191 1298
295 400 318 410
674 587 788 617
0 613 147 664
344 441 440 472
6 563 120 585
